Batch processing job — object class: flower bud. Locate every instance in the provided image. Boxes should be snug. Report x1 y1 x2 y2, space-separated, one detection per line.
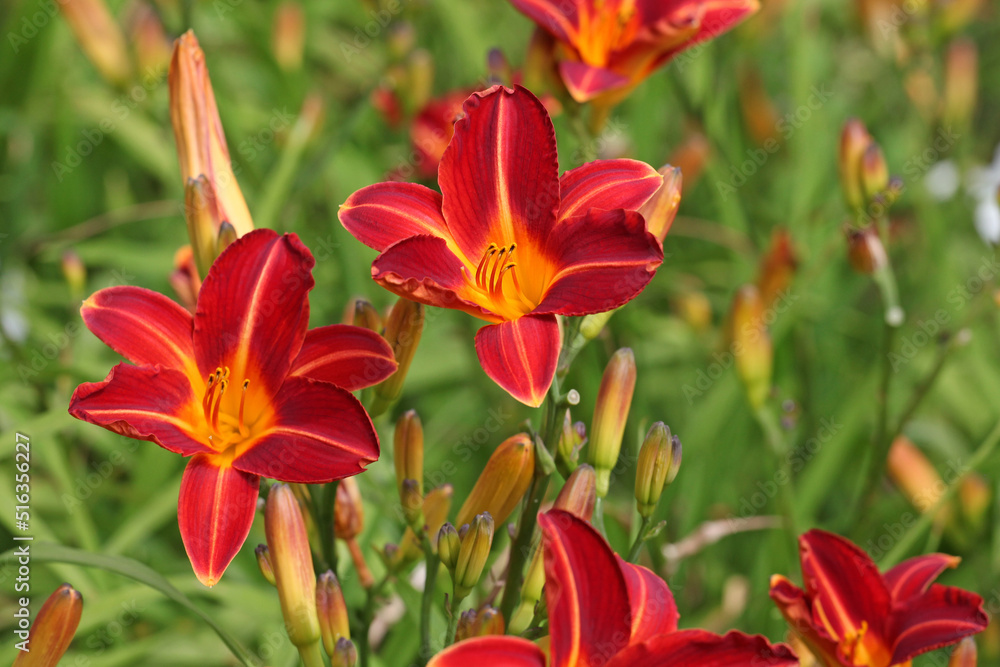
400 478 424 528
317 570 350 656
453 512 495 600
272 1 305 71
456 605 505 640
126 3 171 75
949 637 977 667
887 436 951 524
265 483 321 647
12 584 82 667
61 250 87 297
666 130 710 190
667 435 683 485
638 165 682 244
454 609 479 642
556 410 586 470
756 228 797 311
59 0 131 86
255 544 276 586
634 422 676 518
217 220 238 256
393 485 453 569
739 68 782 148
331 637 358 667
839 118 872 211
674 291 713 332
456 433 535 526
845 227 888 275
170 246 202 313
729 285 772 410
555 463 597 519
394 410 424 497
943 38 978 130
334 478 363 541
589 348 637 497
371 298 424 416
437 522 461 571
860 142 890 204
959 473 990 530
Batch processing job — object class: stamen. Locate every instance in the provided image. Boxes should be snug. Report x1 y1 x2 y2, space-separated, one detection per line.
475 244 498 288
488 246 508 292
492 263 516 295
237 379 250 436
211 379 228 433
202 373 216 413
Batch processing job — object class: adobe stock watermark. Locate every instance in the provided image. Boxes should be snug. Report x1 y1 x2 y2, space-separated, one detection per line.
7 0 70 53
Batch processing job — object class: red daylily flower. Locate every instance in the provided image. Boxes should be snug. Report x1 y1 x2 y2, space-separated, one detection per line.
509 0 759 103
770 529 988 667
68 229 397 586
429 509 797 667
340 85 664 406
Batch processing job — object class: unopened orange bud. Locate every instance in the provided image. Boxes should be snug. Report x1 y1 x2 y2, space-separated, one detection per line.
756 228 798 311
589 348 637 497
371 298 424 416
554 463 597 519
454 609 478 642
400 479 423 528
59 0 131 85
845 227 889 275
839 118 872 211
453 512 495 600
455 605 505 641
255 544 276 586
127 3 171 75
730 285 772 410
317 570 350 656
393 485 453 568
334 478 364 541
887 436 950 522
635 422 677 518
394 410 424 496
331 637 358 667
949 637 977 667
860 142 890 203
265 483 321 648
272 2 305 71
456 433 535 527
13 584 83 667
556 410 586 471
639 165 682 244
61 250 87 297
943 39 978 129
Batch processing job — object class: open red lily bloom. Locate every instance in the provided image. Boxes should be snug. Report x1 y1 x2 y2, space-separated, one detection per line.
509 0 759 103
429 510 797 667
770 529 988 667
340 85 664 406
68 229 396 586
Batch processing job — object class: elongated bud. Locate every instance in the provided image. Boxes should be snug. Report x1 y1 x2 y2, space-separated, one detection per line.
127 3 171 75
589 348 637 497
949 637 977 667
557 410 587 470
400 479 424 528
317 571 350 656
334 478 364 540
395 410 424 496
371 298 424 416
331 637 358 667
393 485 453 569
887 436 951 522
12 584 83 667
959 473 990 531
217 220 238 257
635 423 675 518
437 522 461 571
256 544 276 586
456 433 535 526
265 484 321 647
453 512 495 600
729 285 772 410
272 2 305 71
860 142 890 204
454 609 479 642
61 250 87 297
639 165 682 243
170 246 201 313
456 605 505 641
943 39 978 129
845 227 888 274
839 118 872 211
340 296 382 330
170 30 254 276
756 228 797 311
59 0 131 86
667 435 683 484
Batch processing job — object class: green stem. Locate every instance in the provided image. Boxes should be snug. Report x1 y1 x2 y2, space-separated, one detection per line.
359 575 391 667
626 516 652 562
859 322 897 513
314 481 338 573
754 407 798 552
296 641 326 667
888 332 964 442
445 595 462 647
419 536 440 666
592 496 608 539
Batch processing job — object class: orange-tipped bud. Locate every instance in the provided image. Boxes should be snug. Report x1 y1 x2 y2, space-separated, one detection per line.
453 512 495 600
557 410 587 471
666 130 711 191
455 606 505 641
756 228 798 311
554 463 597 519
455 609 478 642
170 30 253 276
437 522 461 571
371 298 424 416
272 2 305 71
61 250 87 297
331 637 358 667
839 118 873 211
400 479 424 528
170 246 202 313
943 39 978 129
126 3 171 75
317 570 350 656
265 483 321 648
334 478 364 541
635 422 677 518
639 165 682 244
340 296 381 331
12 583 82 667
729 285 772 410
59 0 131 86
845 227 889 275
589 348 637 497
255 544 276 586
393 485 453 569
394 410 424 496
456 433 535 527
887 436 950 522
949 637 977 667
860 142 890 204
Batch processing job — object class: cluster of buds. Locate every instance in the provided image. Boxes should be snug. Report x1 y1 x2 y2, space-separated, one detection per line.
13 584 83 667
634 423 682 518
588 348 637 498
440 512 495 602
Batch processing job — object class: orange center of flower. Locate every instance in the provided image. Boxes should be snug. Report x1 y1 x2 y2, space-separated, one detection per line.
200 366 270 453
462 242 539 321
576 0 640 66
815 603 894 667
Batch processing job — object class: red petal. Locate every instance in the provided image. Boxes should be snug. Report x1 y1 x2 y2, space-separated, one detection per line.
558 61 630 103
290 324 397 391
769 574 842 665
81 286 196 375
616 557 678 643
475 315 559 407
234 376 379 483
889 585 988 664
178 453 260 587
339 182 450 252
69 363 211 456
194 229 313 395
427 637 547 667
507 0 579 45
534 209 662 316
605 629 798 667
798 530 892 642
372 235 499 321
558 159 663 220
884 553 962 602
439 86 559 260
538 510 632 667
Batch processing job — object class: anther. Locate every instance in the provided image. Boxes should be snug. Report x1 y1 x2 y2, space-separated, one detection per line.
237 379 250 436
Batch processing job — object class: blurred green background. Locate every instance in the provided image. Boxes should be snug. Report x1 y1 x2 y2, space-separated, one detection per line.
2 0 1000 664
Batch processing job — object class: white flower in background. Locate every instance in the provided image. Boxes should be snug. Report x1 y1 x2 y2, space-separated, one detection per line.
924 159 960 201
968 143 1000 245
